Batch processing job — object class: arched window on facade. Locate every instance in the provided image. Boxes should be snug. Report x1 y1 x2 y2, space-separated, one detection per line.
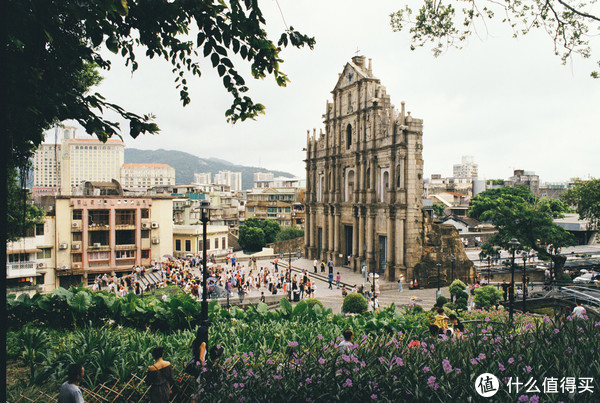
396 162 403 189
345 169 355 202
366 167 371 189
346 124 352 149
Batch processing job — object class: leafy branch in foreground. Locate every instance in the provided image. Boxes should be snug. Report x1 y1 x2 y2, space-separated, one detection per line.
390 0 600 78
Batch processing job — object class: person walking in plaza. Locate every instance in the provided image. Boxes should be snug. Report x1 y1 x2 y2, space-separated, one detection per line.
398 275 404 293
328 272 334 289
313 258 318 273
336 272 341 288
328 259 334 274
320 260 326 273
58 363 85 403
145 346 174 403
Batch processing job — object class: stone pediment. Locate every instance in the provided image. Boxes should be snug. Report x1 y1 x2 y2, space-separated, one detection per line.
333 62 370 91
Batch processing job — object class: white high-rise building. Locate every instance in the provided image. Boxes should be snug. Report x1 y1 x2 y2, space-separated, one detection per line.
121 163 175 192
32 126 124 195
253 172 274 182
214 171 242 192
452 156 478 179
193 172 212 185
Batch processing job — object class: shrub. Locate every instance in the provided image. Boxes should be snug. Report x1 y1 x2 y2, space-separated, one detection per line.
304 298 324 310
557 273 572 283
342 293 368 314
449 280 467 297
473 285 504 309
411 304 424 313
435 295 448 308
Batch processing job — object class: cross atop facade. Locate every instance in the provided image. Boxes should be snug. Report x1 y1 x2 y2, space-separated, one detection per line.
355 47 361 56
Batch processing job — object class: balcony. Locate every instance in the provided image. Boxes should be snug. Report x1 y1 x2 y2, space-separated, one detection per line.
88 224 110 231
7 262 38 278
115 244 136 251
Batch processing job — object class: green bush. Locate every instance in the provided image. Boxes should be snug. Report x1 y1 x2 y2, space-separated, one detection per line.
435 295 448 308
557 273 572 283
304 298 324 310
449 280 467 296
342 293 368 314
473 285 504 309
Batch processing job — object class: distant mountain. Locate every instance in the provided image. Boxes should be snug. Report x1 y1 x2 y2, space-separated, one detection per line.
124 148 296 189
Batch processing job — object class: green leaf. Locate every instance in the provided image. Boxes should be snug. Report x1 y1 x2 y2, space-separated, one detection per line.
68 292 92 312
293 300 307 317
280 297 292 316
257 302 269 315
106 36 119 54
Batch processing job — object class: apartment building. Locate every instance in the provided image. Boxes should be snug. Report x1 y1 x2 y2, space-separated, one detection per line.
121 163 175 193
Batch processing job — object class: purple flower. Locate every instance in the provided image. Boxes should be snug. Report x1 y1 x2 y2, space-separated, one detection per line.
523 366 532 373
318 358 325 365
240 383 244 388
427 376 437 388
478 353 486 360
485 317 490 322
266 349 272 354
518 395 529 402
233 383 239 388
508 357 515 364
423 366 430 372
343 378 353 388
267 359 274 365
554 328 560 334
498 363 505 372
342 354 351 362
317 334 323 340
470 358 478 365
370 394 377 400
288 341 298 347
529 395 539 403
305 378 312 384
567 347 572 354
378 357 386 364
455 368 462 374
442 359 453 373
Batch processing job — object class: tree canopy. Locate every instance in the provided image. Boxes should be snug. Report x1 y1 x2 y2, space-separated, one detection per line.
390 0 600 78
561 178 600 230
239 218 281 249
469 186 575 275
7 168 45 242
5 0 315 167
275 226 304 243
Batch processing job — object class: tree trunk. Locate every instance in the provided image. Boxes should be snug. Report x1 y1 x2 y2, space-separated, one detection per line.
550 254 567 281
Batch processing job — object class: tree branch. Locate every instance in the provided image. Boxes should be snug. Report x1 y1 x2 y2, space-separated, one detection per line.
556 0 600 22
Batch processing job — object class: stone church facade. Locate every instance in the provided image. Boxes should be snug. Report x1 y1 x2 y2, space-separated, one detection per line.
304 56 424 281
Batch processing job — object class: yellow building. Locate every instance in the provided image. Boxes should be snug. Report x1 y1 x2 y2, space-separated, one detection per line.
173 225 229 258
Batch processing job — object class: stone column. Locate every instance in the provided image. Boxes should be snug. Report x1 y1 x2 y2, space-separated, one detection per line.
366 210 376 272
387 211 395 280
396 217 405 267
352 212 359 271
358 212 365 266
328 207 334 259
304 205 310 256
334 211 340 263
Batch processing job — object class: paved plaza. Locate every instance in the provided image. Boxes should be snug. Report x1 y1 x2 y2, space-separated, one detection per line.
201 257 450 314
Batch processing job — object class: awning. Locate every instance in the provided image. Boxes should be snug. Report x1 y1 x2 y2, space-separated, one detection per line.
7 248 42 255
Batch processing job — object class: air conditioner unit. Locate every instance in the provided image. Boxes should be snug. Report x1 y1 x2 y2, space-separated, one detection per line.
151 222 159 229
72 244 80 250
73 263 82 269
72 222 79 228
38 262 45 269
142 223 150 229
93 243 101 248
59 243 68 250
152 238 160 244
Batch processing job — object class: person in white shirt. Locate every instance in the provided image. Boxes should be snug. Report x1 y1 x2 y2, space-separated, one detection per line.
313 259 318 273
572 302 586 319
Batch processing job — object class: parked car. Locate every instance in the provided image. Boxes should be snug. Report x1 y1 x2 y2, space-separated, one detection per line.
573 272 600 284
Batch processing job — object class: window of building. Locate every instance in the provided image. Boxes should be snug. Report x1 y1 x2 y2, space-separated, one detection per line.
37 248 51 259
88 251 109 261
115 230 135 245
346 124 352 148
116 250 135 259
35 223 44 236
185 240 191 252
142 250 150 259
141 209 149 219
221 237 226 249
175 239 181 251
141 230 150 239
214 238 219 249
72 232 82 242
72 253 82 262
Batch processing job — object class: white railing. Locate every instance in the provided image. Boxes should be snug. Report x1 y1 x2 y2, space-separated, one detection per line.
7 262 38 277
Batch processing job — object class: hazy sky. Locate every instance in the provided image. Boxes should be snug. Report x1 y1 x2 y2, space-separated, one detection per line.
58 0 599 182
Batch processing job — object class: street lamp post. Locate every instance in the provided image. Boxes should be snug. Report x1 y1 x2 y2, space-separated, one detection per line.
487 256 491 285
436 263 441 300
450 255 456 302
199 200 212 328
508 238 520 324
522 251 528 313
